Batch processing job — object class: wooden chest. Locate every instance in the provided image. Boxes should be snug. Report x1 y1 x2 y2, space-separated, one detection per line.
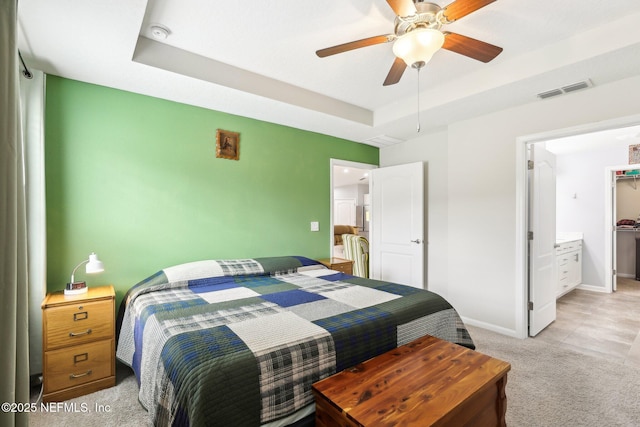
41 285 116 402
312 335 511 426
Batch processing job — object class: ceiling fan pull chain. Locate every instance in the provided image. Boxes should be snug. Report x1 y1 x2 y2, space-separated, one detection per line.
416 67 421 133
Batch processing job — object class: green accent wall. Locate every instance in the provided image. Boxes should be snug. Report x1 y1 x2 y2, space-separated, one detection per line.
45 76 378 305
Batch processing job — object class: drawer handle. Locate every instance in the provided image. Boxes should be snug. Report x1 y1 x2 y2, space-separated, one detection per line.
69 370 92 379
74 311 88 321
69 329 92 337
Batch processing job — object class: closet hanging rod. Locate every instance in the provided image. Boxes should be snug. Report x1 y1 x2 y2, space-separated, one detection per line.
18 50 33 79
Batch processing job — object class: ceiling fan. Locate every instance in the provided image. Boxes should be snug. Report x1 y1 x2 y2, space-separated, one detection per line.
316 0 503 86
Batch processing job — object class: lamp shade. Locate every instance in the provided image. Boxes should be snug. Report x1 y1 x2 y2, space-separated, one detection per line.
85 252 105 274
392 28 444 67
69 252 105 284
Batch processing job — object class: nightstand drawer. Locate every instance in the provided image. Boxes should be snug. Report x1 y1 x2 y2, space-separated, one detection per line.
331 263 352 274
43 339 114 394
43 299 114 350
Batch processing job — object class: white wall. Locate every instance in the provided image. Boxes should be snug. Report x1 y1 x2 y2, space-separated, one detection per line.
555 147 628 288
380 129 449 297
334 184 368 206
380 74 640 337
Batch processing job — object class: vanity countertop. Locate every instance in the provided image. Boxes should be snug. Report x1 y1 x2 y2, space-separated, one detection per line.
556 232 583 245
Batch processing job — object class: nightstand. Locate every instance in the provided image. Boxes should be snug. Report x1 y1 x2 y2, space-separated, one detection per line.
41 285 116 402
317 257 353 275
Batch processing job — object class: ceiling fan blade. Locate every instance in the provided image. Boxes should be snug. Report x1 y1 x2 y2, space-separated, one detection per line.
316 35 394 58
383 57 407 86
442 32 502 62
442 0 496 22
386 0 417 17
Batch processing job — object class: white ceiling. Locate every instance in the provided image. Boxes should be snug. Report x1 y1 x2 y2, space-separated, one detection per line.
17 0 640 147
546 124 640 156
333 166 370 188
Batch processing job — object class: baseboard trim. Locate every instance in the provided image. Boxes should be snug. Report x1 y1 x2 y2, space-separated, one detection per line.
576 283 610 293
460 317 523 339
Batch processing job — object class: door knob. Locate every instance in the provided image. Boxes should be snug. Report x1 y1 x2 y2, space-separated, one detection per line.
411 239 422 244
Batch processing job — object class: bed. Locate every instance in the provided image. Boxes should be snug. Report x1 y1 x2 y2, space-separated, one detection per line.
115 256 474 426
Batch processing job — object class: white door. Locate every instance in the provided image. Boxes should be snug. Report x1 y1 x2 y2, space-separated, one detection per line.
528 144 557 336
370 162 424 288
334 198 356 226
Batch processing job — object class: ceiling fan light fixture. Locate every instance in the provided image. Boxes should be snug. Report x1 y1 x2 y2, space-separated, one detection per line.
392 28 444 68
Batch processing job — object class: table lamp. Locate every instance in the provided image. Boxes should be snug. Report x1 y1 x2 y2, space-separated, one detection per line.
65 252 105 295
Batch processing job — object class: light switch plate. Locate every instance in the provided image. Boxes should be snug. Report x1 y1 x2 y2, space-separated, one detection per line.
310 221 319 232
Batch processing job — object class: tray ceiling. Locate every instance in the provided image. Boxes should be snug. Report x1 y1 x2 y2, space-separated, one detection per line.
17 0 640 146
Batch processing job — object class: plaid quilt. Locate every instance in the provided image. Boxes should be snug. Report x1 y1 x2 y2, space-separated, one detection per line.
116 256 474 427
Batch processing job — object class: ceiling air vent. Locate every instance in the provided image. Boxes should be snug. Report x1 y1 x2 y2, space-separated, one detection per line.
537 79 593 100
363 135 405 147
561 80 591 93
537 89 563 99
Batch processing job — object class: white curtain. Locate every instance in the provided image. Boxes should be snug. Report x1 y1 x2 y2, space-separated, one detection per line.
0 0 30 425
21 69 46 378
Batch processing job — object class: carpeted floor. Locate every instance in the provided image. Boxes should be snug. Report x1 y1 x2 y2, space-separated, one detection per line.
30 362 150 426
469 325 640 427
30 324 640 426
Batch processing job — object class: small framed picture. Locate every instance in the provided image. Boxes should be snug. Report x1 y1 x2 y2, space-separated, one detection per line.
216 129 240 160
630 144 640 165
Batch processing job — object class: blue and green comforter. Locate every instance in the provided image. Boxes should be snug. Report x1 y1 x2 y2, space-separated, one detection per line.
116 256 474 426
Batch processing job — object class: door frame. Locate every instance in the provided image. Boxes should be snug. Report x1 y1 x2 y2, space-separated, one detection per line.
329 159 377 256
605 162 640 293
515 114 640 339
